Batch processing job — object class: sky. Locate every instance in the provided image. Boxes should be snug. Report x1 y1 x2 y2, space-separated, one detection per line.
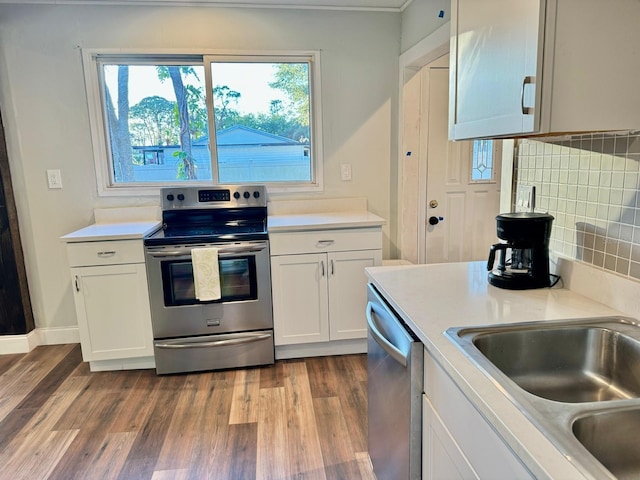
103 62 288 115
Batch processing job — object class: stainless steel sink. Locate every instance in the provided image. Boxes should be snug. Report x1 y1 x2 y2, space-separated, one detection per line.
446 317 640 479
471 326 640 403
573 407 640 480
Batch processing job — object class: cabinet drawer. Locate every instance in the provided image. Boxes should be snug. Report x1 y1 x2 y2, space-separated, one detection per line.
270 227 382 255
66 240 144 267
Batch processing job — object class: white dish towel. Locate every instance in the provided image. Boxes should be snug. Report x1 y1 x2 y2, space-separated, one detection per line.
191 247 221 301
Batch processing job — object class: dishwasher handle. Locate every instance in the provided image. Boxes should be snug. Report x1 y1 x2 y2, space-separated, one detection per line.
367 301 409 368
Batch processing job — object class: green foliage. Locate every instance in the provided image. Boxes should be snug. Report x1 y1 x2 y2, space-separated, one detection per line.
211 65 310 142
128 63 311 150
185 84 208 140
156 65 198 82
129 95 176 145
173 150 197 180
269 63 310 127
238 111 309 142
157 66 208 143
213 85 242 130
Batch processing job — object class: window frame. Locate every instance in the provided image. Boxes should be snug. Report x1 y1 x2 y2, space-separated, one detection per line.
81 48 323 197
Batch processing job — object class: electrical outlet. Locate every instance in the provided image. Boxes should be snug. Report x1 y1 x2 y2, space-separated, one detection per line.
47 169 63 189
340 163 352 181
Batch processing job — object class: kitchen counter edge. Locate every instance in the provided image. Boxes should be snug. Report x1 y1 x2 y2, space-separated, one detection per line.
268 211 385 232
60 221 162 243
366 261 622 480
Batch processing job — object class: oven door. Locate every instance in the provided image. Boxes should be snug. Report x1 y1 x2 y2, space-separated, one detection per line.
145 240 273 339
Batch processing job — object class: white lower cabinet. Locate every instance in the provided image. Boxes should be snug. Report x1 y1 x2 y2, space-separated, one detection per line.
271 252 329 344
67 239 154 369
423 348 534 479
269 228 382 349
423 395 478 480
327 250 381 340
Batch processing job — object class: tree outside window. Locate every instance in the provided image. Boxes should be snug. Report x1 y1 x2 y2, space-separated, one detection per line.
95 53 318 188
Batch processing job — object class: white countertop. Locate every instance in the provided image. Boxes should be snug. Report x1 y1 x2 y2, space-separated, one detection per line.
61 221 161 243
268 211 386 232
366 261 622 480
61 206 161 242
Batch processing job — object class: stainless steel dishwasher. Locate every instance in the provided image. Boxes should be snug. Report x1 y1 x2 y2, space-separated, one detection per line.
367 283 423 480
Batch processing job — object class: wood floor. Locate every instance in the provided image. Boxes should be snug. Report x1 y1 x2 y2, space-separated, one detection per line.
0 344 376 480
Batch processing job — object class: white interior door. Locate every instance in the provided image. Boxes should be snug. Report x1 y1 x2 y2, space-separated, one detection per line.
421 59 502 264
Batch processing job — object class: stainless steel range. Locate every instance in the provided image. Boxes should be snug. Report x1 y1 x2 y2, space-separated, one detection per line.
144 185 274 375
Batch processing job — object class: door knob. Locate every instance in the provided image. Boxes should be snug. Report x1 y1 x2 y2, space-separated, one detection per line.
428 216 443 225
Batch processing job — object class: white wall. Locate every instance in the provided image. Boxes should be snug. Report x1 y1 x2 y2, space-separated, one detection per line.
401 0 450 53
0 4 400 331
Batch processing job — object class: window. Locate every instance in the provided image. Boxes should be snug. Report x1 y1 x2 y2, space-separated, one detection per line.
470 139 495 182
208 57 313 184
83 50 322 195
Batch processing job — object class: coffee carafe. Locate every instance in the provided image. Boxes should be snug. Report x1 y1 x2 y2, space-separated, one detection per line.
487 212 554 290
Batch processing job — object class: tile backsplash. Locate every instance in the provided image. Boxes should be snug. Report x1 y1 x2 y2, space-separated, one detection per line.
515 132 640 280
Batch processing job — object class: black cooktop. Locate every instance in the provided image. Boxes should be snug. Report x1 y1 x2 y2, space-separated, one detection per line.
144 228 268 246
144 206 268 247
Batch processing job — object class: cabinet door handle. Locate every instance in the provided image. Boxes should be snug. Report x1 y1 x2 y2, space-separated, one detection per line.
74 275 80 292
97 251 116 257
316 240 335 248
320 260 325 277
521 76 535 115
330 259 334 276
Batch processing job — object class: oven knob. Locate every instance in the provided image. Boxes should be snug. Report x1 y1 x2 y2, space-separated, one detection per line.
253 191 260 199
243 191 250 199
233 192 241 199
177 194 185 201
166 194 174 202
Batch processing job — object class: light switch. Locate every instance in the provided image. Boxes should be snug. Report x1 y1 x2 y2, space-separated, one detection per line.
516 184 535 212
47 169 63 189
340 163 352 181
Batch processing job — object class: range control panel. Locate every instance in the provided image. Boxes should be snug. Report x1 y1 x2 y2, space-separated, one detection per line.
161 185 266 210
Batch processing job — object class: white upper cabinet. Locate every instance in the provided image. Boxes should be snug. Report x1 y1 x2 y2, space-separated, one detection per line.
449 0 640 140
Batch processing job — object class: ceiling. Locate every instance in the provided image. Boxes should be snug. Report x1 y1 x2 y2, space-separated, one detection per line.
0 0 413 11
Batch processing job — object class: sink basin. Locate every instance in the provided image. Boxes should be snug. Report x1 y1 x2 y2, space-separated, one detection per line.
472 326 640 402
573 408 640 480
446 317 640 479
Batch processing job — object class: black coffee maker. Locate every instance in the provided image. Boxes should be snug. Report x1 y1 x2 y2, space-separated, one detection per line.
487 212 554 290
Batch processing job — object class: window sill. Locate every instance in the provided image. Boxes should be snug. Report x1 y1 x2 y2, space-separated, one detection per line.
97 181 324 198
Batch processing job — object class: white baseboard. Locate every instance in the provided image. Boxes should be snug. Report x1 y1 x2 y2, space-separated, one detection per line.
0 329 40 354
0 326 80 355
89 356 155 372
38 326 80 346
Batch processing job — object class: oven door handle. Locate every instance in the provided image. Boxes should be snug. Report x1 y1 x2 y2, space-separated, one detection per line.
155 332 271 349
218 245 266 256
147 244 267 258
147 251 191 258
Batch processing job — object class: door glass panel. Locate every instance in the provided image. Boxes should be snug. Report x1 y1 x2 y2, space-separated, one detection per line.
219 258 252 298
162 256 256 305
167 262 195 304
470 139 494 182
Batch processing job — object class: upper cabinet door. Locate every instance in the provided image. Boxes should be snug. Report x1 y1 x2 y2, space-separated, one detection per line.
449 0 640 140
449 0 545 140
